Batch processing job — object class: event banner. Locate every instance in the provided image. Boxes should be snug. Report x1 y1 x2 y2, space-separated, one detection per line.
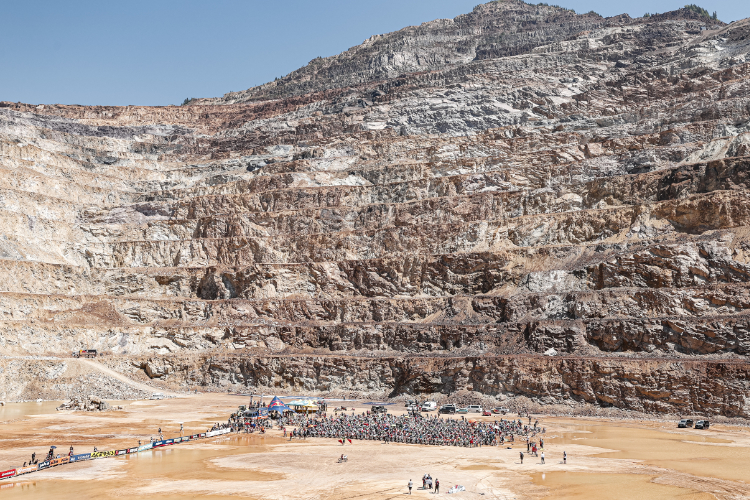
0 429 240 481
206 428 231 438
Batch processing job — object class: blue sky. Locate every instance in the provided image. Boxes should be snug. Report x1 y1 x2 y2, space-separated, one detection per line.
1 0 746 106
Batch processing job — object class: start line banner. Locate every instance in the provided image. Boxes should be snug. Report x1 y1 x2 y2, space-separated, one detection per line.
205 428 232 438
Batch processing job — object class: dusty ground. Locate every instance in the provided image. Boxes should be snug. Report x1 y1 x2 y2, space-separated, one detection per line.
1 395 749 500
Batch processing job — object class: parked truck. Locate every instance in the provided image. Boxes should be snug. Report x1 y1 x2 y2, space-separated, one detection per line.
72 350 97 358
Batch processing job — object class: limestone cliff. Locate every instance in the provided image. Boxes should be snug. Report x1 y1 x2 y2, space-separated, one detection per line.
1 0 750 415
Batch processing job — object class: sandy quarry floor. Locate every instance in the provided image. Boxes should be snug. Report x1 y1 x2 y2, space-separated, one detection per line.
1 394 749 500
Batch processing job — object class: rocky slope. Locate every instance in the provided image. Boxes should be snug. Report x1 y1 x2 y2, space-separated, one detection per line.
1 0 750 415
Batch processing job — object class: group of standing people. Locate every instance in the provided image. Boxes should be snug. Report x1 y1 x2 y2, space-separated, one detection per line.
423 474 439 492
407 475 440 494
297 411 538 447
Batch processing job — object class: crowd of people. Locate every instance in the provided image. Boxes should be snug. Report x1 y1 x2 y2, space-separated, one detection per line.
223 411 275 434
277 410 543 448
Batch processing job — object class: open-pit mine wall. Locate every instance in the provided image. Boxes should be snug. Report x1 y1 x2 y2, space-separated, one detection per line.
2 1 750 416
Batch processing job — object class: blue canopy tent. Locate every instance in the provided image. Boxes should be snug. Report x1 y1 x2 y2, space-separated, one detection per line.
266 396 293 413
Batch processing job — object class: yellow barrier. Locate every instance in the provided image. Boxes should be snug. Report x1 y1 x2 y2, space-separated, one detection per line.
91 451 115 459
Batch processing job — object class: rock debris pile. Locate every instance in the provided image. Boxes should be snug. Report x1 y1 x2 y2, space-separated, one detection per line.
56 395 120 412
1 1 750 416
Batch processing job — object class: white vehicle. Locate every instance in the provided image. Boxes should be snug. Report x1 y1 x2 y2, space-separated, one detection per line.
420 401 437 412
150 393 165 400
467 405 483 413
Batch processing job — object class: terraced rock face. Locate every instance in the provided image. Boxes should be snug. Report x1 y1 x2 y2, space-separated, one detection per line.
2 1 750 414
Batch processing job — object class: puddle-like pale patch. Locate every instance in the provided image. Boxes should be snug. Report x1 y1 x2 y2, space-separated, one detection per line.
0 401 60 421
125 444 285 482
0 479 263 500
136 479 269 497
550 421 750 483
30 458 126 481
531 472 716 500
0 440 282 500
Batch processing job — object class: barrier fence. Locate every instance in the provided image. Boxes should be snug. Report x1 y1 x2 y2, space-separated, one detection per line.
0 428 233 481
